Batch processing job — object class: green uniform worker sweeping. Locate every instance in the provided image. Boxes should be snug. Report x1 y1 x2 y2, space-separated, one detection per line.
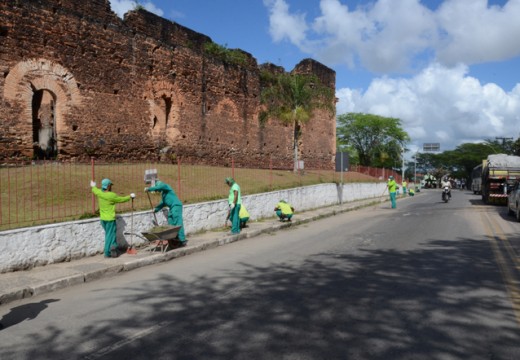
145 180 186 245
225 177 242 234
275 200 294 221
91 178 134 258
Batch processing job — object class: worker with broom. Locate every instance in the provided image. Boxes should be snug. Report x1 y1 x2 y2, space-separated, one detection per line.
91 178 135 258
225 177 242 234
145 180 186 246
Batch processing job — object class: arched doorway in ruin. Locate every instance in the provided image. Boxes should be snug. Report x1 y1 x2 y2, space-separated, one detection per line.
32 88 57 159
147 81 182 148
3 58 82 160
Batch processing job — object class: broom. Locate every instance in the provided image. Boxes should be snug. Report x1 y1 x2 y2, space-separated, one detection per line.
373 185 388 209
147 191 159 226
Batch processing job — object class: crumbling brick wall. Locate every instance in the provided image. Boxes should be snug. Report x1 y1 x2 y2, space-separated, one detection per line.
0 0 336 169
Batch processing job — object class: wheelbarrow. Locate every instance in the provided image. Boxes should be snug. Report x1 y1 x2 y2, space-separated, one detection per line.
126 225 182 253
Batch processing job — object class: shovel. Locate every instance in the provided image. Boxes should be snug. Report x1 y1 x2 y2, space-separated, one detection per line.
126 197 138 255
147 191 159 226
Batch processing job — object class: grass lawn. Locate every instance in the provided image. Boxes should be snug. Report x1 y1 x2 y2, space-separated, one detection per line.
0 162 381 230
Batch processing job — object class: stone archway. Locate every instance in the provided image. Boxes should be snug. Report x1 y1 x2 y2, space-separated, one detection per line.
3 58 82 159
32 88 57 159
146 80 183 145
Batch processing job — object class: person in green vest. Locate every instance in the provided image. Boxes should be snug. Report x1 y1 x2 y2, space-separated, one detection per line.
239 204 250 229
91 178 134 258
145 180 186 246
274 200 294 221
402 180 407 196
387 176 397 208
225 177 242 234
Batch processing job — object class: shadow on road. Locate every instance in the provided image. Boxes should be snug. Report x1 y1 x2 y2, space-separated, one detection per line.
3 229 519 359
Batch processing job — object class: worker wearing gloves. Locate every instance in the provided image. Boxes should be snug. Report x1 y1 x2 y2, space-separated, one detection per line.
145 180 186 246
274 200 294 221
225 177 242 234
387 176 397 209
91 178 134 258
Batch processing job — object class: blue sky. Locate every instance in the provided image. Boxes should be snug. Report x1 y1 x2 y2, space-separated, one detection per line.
109 0 520 153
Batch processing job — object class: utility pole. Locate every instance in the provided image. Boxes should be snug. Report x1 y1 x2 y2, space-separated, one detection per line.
401 147 405 183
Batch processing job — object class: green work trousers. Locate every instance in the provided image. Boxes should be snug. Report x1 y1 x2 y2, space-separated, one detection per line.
230 204 241 234
389 191 397 208
167 205 186 242
100 220 117 257
276 210 293 220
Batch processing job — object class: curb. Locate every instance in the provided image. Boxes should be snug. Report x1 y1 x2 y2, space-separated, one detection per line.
0 195 404 305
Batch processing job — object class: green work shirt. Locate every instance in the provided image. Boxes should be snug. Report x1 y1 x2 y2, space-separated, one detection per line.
147 182 182 211
276 202 293 215
228 183 242 205
92 187 130 221
387 179 397 193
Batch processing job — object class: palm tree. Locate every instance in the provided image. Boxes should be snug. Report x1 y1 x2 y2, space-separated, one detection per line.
260 72 335 172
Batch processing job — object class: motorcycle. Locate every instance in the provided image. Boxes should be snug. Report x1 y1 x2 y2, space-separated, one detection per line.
442 186 450 203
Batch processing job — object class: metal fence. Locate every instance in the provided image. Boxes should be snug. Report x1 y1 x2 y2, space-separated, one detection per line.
0 158 401 230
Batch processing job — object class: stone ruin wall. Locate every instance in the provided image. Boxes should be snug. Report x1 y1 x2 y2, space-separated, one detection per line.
0 0 336 169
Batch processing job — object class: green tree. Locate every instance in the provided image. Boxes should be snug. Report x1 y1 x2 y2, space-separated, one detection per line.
336 113 409 167
260 72 335 172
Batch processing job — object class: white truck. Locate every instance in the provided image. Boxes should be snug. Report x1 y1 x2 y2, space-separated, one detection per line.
481 154 520 204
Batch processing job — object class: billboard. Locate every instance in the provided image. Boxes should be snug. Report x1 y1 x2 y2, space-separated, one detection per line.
423 143 440 152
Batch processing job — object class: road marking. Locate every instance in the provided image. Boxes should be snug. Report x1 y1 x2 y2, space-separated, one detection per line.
83 321 174 359
481 212 520 325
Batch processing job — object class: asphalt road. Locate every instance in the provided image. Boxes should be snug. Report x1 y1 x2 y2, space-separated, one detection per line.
1 189 519 359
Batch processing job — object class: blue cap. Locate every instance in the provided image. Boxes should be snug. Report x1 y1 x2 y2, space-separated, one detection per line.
101 178 112 190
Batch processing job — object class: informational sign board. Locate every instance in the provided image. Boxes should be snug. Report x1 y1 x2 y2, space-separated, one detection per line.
423 143 440 152
144 169 158 186
335 152 349 172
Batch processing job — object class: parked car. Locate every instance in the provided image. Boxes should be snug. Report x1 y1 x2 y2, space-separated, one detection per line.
507 180 520 221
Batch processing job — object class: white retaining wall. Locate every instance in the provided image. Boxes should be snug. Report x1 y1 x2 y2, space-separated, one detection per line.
0 182 386 273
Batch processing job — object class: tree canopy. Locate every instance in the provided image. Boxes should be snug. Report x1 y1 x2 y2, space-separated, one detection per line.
410 139 517 183
260 72 335 172
336 113 410 168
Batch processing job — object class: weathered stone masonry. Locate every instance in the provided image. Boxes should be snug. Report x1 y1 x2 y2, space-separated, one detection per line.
0 0 336 169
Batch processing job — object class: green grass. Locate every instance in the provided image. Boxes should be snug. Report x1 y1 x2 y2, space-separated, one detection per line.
0 162 380 230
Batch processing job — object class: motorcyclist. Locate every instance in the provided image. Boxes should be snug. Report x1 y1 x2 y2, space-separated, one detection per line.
441 176 452 199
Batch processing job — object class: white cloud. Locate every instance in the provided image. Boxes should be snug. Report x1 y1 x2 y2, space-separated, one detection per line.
263 0 311 51
336 63 520 150
436 0 520 65
109 0 164 18
265 0 520 72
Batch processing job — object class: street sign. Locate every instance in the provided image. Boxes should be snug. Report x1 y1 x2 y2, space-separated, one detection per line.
423 143 440 152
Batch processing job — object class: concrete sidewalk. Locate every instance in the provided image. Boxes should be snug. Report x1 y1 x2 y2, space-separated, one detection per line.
0 196 397 306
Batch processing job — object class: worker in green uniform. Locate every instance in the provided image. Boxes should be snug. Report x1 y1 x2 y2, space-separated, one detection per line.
91 178 134 258
387 175 397 209
225 177 242 234
145 180 186 246
274 200 294 221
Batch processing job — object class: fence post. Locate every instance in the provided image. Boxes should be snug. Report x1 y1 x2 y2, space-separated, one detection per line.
269 157 273 190
91 157 95 213
177 157 182 201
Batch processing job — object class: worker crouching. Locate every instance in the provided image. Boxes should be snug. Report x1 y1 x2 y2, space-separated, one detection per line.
275 200 294 222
